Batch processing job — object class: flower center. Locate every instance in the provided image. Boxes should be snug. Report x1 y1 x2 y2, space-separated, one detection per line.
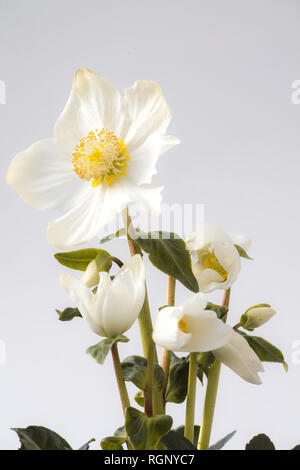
72 128 130 187
178 317 189 334
204 253 228 280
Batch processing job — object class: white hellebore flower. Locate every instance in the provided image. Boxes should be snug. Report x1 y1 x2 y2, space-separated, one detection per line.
240 304 276 331
7 69 180 248
213 331 264 385
187 223 250 293
152 293 232 352
60 255 145 338
153 293 264 384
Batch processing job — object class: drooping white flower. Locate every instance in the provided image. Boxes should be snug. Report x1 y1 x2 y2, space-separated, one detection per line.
240 304 276 331
152 293 233 352
6 69 179 248
60 254 145 338
213 330 264 385
187 223 243 293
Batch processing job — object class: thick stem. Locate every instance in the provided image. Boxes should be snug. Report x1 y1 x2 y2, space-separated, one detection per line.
197 288 231 450
122 207 164 415
111 343 130 416
144 342 155 417
161 276 176 402
184 352 198 443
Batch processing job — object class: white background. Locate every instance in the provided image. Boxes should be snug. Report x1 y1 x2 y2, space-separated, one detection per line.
1 0 300 450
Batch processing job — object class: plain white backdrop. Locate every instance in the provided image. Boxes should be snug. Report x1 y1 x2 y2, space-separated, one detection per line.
1 0 300 450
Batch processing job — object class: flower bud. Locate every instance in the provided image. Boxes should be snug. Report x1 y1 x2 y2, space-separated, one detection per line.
240 304 276 331
81 259 100 287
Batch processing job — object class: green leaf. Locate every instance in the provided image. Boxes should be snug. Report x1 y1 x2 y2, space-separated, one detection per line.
292 445 300 450
54 248 111 271
56 307 82 322
78 438 95 450
99 228 126 244
12 426 72 450
165 354 189 404
239 331 287 370
101 427 127 450
206 302 228 320
134 390 145 407
87 335 129 365
176 425 200 448
246 434 275 450
234 244 253 260
161 430 196 450
121 355 164 391
134 231 199 293
209 431 236 450
125 407 172 450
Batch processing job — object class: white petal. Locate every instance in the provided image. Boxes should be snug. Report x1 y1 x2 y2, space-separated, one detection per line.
196 268 225 293
54 69 123 157
127 133 179 185
153 307 192 351
182 311 233 352
60 273 105 336
213 331 264 385
6 139 90 211
123 80 172 152
101 261 145 337
230 233 252 251
181 293 208 314
47 188 107 248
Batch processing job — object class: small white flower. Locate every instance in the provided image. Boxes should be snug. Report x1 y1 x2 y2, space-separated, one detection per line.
187 223 242 293
213 330 264 385
152 293 233 352
60 254 145 338
240 304 276 331
7 69 179 248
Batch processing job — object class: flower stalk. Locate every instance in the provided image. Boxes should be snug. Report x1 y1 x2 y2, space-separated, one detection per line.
161 276 176 402
198 288 231 450
111 343 130 416
184 352 198 443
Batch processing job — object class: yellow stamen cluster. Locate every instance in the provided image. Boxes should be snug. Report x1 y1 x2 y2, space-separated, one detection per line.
72 128 130 187
178 317 189 334
204 253 228 280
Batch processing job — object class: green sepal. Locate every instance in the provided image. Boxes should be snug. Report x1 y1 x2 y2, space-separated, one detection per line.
54 248 111 271
234 244 253 260
87 335 129 365
206 302 228 320
56 307 82 321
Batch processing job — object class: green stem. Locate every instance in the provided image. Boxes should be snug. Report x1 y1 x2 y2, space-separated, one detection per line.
144 341 155 417
184 352 198 443
198 288 231 450
111 343 130 416
122 207 164 415
161 276 176 403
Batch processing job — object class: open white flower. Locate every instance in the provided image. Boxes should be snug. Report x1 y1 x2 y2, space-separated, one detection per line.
6 69 179 248
152 293 233 352
187 223 243 293
60 254 145 338
213 330 264 385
